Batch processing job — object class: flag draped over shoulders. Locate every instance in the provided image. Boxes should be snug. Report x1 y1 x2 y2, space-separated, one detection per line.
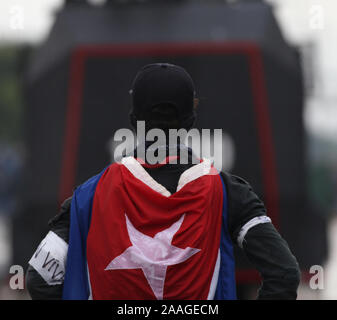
62 159 236 300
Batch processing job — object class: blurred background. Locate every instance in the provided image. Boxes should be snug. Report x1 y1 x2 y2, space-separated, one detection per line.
0 0 336 300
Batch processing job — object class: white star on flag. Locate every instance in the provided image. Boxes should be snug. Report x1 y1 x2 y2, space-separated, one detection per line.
105 213 201 299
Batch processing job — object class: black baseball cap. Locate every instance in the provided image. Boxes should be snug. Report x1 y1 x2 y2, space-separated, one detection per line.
129 63 196 128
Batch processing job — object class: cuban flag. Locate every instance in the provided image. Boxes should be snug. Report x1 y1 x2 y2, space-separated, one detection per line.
62 157 236 300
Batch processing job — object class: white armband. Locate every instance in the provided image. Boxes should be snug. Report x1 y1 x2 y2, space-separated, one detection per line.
29 231 68 285
237 216 272 248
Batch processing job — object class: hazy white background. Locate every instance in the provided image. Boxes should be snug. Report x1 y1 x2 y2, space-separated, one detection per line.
0 0 336 139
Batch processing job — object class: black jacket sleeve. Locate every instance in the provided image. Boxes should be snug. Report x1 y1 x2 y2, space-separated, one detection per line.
26 198 72 300
221 172 267 242
221 172 301 299
243 223 301 300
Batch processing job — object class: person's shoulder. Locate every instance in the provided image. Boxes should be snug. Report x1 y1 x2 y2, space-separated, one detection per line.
76 166 111 193
220 171 253 189
220 171 267 239
48 196 72 229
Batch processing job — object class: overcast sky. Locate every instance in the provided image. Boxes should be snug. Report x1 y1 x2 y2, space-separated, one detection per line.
0 0 64 43
268 0 337 140
0 0 336 139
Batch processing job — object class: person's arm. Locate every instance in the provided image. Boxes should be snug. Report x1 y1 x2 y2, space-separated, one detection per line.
25 197 71 300
242 223 300 299
221 172 301 300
